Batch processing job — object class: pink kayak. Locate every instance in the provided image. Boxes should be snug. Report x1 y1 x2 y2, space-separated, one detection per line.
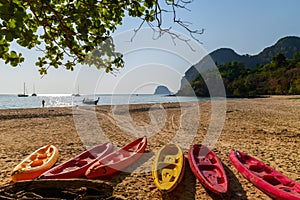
85 137 147 179
40 143 113 179
229 149 300 200
188 144 228 194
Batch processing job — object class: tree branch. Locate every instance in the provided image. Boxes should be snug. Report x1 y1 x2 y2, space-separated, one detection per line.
129 0 203 51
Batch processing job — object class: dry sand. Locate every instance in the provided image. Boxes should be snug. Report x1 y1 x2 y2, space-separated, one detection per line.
0 96 299 199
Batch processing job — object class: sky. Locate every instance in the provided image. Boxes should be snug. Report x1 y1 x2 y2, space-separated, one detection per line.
1 0 300 95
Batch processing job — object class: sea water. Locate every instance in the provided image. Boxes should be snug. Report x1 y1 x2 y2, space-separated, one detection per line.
0 94 204 109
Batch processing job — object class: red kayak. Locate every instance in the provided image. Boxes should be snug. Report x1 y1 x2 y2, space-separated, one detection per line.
229 150 300 200
188 144 228 194
40 143 113 179
85 136 147 179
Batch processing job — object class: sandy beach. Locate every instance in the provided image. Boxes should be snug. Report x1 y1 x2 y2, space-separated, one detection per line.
0 96 299 199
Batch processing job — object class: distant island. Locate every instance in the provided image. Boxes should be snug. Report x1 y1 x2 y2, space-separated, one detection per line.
177 36 300 97
154 86 172 95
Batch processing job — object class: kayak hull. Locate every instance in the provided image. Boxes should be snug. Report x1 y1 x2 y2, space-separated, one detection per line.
152 144 185 192
188 144 228 194
11 145 59 182
229 150 300 200
85 137 147 179
40 142 113 179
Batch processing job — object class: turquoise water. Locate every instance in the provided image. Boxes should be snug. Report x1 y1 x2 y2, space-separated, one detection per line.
0 94 203 109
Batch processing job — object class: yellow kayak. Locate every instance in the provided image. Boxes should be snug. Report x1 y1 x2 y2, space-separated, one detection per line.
11 145 59 182
152 144 185 192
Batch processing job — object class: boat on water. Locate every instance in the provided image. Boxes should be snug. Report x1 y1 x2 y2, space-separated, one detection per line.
83 97 100 105
32 84 37 96
72 85 80 97
17 83 29 97
17 94 29 97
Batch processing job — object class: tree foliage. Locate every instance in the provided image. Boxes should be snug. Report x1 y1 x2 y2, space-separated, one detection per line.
190 52 300 97
0 0 200 74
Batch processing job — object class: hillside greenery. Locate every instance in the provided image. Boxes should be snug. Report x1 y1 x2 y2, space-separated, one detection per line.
190 52 300 97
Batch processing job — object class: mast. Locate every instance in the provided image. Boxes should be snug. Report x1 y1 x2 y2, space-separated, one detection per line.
18 82 28 97
72 85 80 96
32 84 37 96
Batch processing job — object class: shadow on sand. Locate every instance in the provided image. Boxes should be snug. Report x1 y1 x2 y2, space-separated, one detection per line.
161 156 197 200
206 162 247 200
104 150 154 185
0 179 114 199
161 159 247 200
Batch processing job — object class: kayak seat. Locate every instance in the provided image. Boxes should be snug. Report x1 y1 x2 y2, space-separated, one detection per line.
249 163 273 174
121 151 132 157
37 153 48 159
263 165 273 174
262 174 281 186
157 162 177 170
75 160 88 167
49 167 63 174
30 159 44 167
128 142 144 152
278 186 293 193
116 150 132 159
204 153 217 163
29 154 38 161
201 170 223 185
163 155 179 164
127 147 136 152
249 164 264 173
276 175 294 187
198 164 217 171
197 157 216 165
161 168 176 183
200 165 226 185
87 154 96 159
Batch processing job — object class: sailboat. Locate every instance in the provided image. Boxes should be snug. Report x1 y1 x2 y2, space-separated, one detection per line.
18 83 29 97
72 85 80 97
32 84 37 96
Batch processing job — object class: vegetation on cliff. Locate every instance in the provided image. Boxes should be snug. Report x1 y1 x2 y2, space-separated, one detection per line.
190 52 300 97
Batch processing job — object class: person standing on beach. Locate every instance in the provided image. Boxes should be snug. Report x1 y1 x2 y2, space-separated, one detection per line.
42 100 45 108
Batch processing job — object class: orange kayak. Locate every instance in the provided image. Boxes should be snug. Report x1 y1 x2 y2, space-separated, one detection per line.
11 145 59 182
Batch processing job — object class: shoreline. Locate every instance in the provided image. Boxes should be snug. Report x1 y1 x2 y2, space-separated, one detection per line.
0 96 299 199
0 94 299 111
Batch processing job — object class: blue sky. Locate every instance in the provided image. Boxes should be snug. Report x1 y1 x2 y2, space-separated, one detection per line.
1 0 300 94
